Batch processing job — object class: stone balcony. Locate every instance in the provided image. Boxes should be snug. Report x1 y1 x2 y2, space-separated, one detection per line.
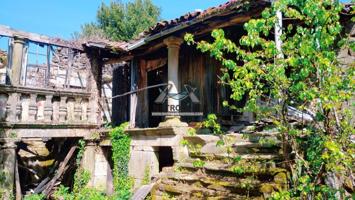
0 85 99 138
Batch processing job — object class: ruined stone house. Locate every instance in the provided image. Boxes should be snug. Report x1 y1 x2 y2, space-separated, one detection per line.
0 0 354 199
111 0 354 192
0 24 128 197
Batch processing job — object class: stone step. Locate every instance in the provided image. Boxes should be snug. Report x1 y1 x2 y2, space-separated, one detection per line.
184 132 280 145
232 141 282 154
231 132 280 143
190 152 283 162
174 161 287 180
154 177 266 199
153 163 288 199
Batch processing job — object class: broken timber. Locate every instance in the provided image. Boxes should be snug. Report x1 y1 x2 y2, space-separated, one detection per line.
0 25 83 50
42 145 77 196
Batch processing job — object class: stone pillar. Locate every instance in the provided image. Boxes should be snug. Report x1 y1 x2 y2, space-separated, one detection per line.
8 37 26 86
0 94 9 122
81 99 88 122
159 37 187 127
128 146 159 188
88 98 98 124
28 94 37 122
66 98 75 122
6 93 19 123
59 96 67 123
74 97 82 122
81 140 96 187
44 95 53 123
52 98 60 123
0 139 18 199
36 96 45 121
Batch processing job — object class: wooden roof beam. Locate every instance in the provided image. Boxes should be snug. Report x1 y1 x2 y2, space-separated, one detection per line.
0 25 83 50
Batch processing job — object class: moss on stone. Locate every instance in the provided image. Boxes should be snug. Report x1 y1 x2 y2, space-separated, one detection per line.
274 172 287 182
260 183 274 194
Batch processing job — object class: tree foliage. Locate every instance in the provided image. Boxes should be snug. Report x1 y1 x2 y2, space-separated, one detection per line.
185 0 354 199
78 0 160 41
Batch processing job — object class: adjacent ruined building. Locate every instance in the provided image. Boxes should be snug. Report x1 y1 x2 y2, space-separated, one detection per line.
0 25 127 198
0 0 354 199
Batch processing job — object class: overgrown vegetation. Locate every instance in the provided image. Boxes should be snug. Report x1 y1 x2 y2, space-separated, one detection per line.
109 122 132 199
0 170 13 200
142 165 151 185
185 0 354 199
76 0 161 41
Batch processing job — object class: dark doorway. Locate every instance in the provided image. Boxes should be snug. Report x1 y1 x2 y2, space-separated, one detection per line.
112 64 130 126
158 146 174 172
147 65 167 127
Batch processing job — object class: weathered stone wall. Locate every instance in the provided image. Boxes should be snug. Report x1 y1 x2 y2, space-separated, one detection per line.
25 47 90 89
127 127 189 188
81 142 114 193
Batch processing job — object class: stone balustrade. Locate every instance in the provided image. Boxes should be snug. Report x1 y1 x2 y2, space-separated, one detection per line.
0 85 98 126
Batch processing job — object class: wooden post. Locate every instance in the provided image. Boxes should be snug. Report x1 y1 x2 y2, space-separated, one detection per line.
130 59 138 128
45 45 51 86
15 159 22 200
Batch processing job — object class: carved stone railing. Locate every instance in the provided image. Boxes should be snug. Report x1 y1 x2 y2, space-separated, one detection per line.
0 85 99 127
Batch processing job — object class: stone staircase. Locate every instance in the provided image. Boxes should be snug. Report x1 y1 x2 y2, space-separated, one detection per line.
150 127 288 200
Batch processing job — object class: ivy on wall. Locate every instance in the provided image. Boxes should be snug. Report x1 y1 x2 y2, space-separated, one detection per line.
109 122 133 199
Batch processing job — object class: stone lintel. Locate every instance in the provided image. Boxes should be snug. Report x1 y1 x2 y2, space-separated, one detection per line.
6 128 94 138
132 145 157 152
126 127 176 136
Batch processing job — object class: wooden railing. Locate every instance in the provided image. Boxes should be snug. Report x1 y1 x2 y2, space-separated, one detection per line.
0 85 98 126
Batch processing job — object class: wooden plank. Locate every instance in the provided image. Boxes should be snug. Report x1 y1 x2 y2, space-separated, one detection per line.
137 59 149 127
15 159 22 200
64 48 73 88
45 45 51 86
131 183 155 200
0 25 83 50
130 59 138 128
43 145 77 196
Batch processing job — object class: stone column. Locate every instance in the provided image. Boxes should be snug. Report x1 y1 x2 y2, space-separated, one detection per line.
74 97 82 122
44 95 53 123
8 36 26 86
66 98 75 122
81 99 88 122
0 94 8 121
81 140 96 187
159 37 187 127
28 94 37 122
59 96 67 123
88 98 98 124
0 139 18 199
6 93 19 123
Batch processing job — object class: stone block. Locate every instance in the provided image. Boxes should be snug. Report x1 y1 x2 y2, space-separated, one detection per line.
128 150 159 188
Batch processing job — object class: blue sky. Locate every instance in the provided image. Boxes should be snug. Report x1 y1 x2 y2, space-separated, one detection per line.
0 0 227 39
